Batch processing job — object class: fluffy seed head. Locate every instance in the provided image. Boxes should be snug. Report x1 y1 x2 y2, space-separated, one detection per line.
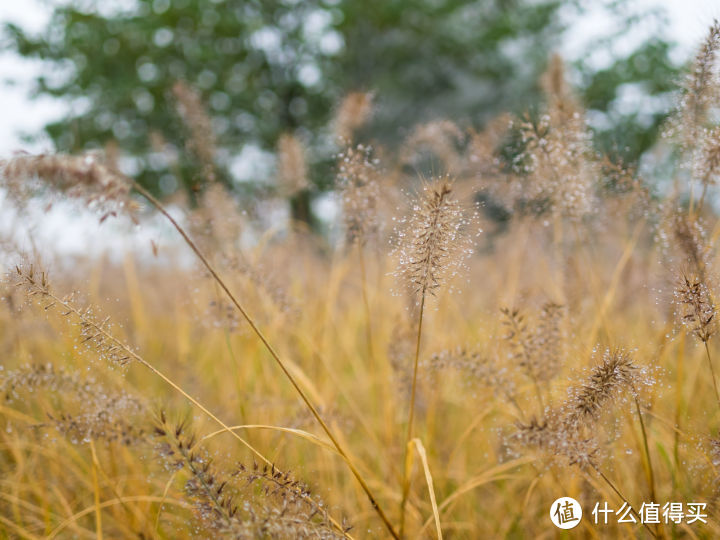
393 176 475 300
276 133 309 197
513 56 596 220
422 346 516 399
512 413 599 471
679 20 720 143
155 416 346 538
1 153 133 220
675 272 717 343
14 264 135 366
673 213 709 277
564 348 640 427
501 302 565 384
696 126 720 189
334 91 373 143
335 144 381 245
401 120 465 173
173 80 217 180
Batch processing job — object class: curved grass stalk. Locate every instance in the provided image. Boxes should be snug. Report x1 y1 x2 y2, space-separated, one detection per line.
19 274 350 538
399 291 426 537
132 182 399 539
591 465 658 539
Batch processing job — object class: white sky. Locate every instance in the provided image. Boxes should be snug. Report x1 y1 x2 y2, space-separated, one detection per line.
1 0 720 157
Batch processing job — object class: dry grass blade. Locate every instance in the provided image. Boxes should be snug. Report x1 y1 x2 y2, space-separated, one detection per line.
395 175 475 537
197 424 340 456
0 514 42 540
409 439 442 540
46 496 190 539
89 441 103 540
418 457 536 535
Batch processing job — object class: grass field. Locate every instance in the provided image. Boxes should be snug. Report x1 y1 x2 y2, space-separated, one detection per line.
2 25 720 540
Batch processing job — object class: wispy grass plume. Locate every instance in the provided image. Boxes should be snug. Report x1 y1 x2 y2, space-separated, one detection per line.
393 175 475 536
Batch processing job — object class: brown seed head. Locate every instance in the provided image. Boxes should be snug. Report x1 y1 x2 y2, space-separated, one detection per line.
173 80 217 182
393 176 475 300
564 348 639 428
675 272 717 343
679 20 720 142
501 302 565 384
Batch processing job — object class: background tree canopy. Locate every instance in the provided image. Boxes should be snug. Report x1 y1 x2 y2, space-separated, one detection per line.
2 0 680 217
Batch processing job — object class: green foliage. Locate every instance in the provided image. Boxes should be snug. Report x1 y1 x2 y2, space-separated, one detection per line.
335 0 566 140
2 0 681 205
580 38 680 161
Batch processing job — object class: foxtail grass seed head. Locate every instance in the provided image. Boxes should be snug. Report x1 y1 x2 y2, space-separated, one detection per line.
336 144 381 246
276 133 309 197
675 272 717 343
173 80 217 181
1 153 134 220
154 416 347 539
422 346 517 399
334 91 374 143
696 126 720 190
563 348 645 429
0 363 146 445
542 54 573 110
501 303 565 384
393 176 477 302
511 348 653 470
678 20 720 143
401 120 465 173
673 213 709 276
13 264 134 367
511 413 600 471
511 56 596 220
48 390 146 446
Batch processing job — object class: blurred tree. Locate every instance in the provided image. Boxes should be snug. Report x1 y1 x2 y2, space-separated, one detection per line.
2 0 679 215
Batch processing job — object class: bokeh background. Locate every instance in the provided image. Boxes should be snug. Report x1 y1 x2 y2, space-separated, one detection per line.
0 0 719 246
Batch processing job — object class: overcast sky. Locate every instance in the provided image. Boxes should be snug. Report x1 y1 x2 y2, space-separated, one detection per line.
1 0 720 157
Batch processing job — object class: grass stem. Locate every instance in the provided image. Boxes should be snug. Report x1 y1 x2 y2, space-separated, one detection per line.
133 182 399 539
399 292 426 538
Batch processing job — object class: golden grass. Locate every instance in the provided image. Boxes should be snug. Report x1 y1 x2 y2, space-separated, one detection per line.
4 25 720 539
0 210 718 537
